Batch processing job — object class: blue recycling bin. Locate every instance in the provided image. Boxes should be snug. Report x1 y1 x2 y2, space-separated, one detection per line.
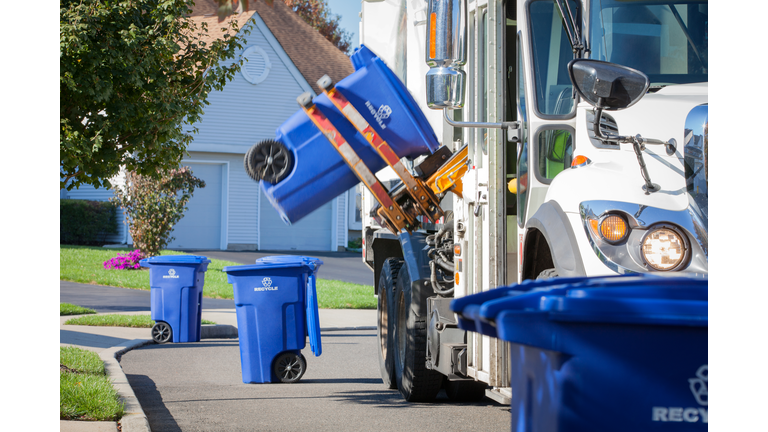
262 92 386 225
261 45 440 225
451 274 708 432
139 255 211 344
223 258 323 383
255 255 324 359
332 44 440 160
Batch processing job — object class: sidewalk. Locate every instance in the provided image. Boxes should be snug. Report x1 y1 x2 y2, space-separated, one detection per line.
60 307 376 432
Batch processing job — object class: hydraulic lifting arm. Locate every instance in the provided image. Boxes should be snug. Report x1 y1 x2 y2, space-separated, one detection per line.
297 75 468 235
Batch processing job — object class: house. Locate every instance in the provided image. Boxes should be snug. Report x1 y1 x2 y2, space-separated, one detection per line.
62 0 364 252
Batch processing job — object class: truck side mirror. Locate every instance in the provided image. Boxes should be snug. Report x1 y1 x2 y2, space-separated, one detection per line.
567 59 649 111
425 0 467 109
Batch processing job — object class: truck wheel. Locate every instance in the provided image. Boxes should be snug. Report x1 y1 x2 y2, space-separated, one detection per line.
445 380 487 402
537 268 559 279
394 266 443 402
378 258 403 389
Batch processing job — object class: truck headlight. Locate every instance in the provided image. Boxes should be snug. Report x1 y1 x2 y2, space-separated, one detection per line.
641 225 688 271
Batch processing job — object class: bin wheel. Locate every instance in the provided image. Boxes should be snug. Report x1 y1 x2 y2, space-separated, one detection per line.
394 265 443 402
274 352 306 383
377 258 403 389
152 322 172 344
244 139 293 184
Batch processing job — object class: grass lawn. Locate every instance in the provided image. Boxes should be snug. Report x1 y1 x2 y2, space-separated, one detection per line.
61 245 376 309
64 314 216 327
61 303 97 316
60 346 124 421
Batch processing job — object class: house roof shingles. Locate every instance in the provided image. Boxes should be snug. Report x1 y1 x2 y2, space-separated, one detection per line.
189 0 354 94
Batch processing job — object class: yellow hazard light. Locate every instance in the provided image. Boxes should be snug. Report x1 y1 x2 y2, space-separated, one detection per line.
599 215 628 243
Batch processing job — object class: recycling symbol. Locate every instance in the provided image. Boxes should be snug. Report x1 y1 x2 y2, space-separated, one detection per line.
262 277 272 288
688 364 707 406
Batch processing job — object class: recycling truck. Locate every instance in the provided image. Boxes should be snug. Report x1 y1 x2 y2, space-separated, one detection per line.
245 0 708 404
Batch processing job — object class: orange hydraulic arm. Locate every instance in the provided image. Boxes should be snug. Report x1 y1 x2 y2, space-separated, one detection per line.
297 76 468 235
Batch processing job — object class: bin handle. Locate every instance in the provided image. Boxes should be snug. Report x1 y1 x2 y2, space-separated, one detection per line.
306 272 322 356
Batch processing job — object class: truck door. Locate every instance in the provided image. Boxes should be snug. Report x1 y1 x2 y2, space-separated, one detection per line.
516 0 579 281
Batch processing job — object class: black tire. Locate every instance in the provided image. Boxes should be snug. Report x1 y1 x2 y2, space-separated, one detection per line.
445 380 488 402
243 144 258 180
244 139 293 184
273 352 306 383
536 268 559 279
377 258 403 389
151 322 172 344
394 265 443 402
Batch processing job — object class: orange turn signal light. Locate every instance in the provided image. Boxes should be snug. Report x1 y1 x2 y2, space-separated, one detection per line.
429 13 437 59
454 243 461 256
600 215 629 243
571 155 590 167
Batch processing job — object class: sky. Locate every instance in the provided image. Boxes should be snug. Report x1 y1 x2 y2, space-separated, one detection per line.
326 0 362 49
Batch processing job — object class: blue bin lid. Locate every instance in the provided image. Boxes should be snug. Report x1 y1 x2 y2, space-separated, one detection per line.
140 255 211 267
256 255 323 268
222 260 317 274
451 274 708 339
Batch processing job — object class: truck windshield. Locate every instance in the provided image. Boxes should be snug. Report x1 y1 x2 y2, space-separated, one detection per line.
589 0 708 87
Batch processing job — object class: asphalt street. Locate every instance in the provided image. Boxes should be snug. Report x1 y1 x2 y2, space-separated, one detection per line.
119 331 511 432
60 281 235 313
184 250 375 286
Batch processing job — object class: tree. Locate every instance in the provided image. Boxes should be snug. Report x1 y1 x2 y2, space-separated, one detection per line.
283 0 353 53
60 0 252 190
111 167 205 257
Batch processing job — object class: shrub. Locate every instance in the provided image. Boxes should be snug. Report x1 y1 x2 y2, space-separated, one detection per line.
103 249 143 270
111 167 205 257
60 200 118 245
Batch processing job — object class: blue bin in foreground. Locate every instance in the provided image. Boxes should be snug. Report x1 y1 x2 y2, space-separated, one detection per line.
451 274 708 432
140 255 211 344
224 257 323 383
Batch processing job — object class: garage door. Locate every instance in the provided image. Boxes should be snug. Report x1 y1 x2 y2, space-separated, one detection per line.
259 188 332 251
167 163 223 249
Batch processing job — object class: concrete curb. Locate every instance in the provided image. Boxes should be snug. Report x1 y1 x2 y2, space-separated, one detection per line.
100 339 153 432
201 324 238 339
322 326 376 332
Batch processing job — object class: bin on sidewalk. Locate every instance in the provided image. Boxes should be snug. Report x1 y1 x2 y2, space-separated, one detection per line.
451 274 708 432
139 255 211 344
223 257 323 384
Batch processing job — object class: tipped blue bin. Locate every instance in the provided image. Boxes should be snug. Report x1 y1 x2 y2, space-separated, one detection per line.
261 45 439 225
451 274 708 431
261 92 385 225
140 255 211 344
224 258 323 383
333 44 440 160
